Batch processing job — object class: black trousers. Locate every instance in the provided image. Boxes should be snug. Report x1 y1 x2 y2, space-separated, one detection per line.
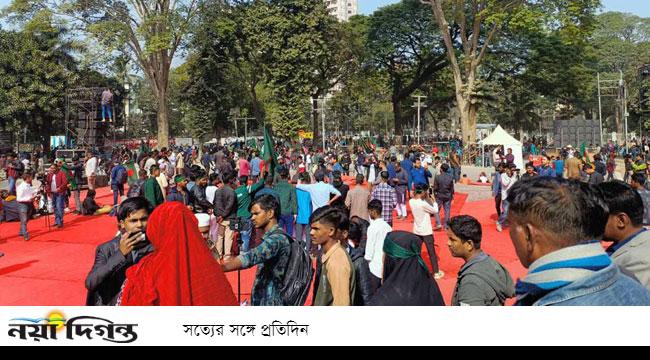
369 274 382 296
495 194 502 218
418 234 440 275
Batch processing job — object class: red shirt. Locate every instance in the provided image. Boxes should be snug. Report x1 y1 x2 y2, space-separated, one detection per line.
46 171 68 195
238 159 250 177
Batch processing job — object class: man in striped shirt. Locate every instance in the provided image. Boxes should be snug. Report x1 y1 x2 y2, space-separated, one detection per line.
371 171 397 227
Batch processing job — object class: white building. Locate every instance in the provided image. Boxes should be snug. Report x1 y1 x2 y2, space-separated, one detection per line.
325 0 358 22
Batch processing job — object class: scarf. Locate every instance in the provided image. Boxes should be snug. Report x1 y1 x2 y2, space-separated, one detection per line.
121 202 237 306
515 242 612 306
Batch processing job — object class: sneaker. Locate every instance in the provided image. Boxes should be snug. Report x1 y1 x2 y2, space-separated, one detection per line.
23 234 29 241
434 271 445 280
496 224 502 232
0 252 4 258
434 226 443 231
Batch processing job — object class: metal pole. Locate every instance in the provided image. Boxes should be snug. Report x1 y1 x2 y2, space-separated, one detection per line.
598 73 603 146
245 117 248 144
322 97 326 151
234 117 238 138
417 96 421 144
624 84 629 153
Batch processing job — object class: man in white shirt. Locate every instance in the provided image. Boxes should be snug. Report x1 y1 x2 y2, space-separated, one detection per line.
365 199 392 295
409 183 444 279
497 165 518 232
85 153 98 190
144 155 157 176
206 173 221 205
295 171 341 211
16 172 38 241
156 167 169 200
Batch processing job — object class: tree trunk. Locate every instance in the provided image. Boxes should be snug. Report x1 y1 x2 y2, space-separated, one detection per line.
250 84 263 125
392 96 403 137
468 102 478 143
312 107 320 144
157 90 169 149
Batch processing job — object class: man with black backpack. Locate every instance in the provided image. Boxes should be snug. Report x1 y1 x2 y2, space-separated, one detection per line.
110 160 128 207
221 194 313 306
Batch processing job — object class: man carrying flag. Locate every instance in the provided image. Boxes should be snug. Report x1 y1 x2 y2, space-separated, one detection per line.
124 158 139 187
261 126 277 179
580 142 591 165
56 158 77 213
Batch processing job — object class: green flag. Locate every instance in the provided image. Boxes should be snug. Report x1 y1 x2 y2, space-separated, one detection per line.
261 126 277 178
60 164 77 191
125 160 138 185
580 142 591 164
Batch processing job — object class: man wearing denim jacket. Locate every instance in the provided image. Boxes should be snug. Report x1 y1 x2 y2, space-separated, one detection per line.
506 177 650 306
598 181 650 290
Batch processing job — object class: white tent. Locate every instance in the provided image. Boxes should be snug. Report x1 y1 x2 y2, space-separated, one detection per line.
480 125 524 169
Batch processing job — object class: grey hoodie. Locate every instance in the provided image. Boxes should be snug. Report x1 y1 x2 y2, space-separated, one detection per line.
452 252 515 306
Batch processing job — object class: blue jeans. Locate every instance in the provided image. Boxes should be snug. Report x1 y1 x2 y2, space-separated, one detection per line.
279 214 294 238
52 193 67 226
18 202 30 237
436 199 452 228
8 176 16 195
498 199 510 226
102 104 113 120
453 167 461 183
112 184 124 206
240 218 253 252
295 223 311 252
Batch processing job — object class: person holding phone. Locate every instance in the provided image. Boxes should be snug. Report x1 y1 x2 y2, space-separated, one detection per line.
84 197 154 306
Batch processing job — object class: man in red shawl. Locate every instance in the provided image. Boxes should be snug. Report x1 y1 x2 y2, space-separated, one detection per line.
119 202 237 306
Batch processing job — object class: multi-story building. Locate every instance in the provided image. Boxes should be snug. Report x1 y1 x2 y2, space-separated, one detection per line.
325 0 358 22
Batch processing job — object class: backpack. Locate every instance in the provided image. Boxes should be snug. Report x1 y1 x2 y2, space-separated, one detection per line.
118 167 128 185
271 228 313 306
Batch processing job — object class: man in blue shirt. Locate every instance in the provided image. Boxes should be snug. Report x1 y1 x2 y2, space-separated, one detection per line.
401 152 413 190
254 174 280 202
409 158 431 187
295 172 313 252
110 160 127 206
296 171 341 211
536 155 556 178
387 157 397 180
553 156 565 179
250 152 262 182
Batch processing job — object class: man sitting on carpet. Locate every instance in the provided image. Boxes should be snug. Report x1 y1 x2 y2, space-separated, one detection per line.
81 190 113 216
507 177 650 306
85 197 154 306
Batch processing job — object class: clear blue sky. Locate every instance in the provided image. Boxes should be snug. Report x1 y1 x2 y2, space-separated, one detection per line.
359 0 650 16
0 0 648 17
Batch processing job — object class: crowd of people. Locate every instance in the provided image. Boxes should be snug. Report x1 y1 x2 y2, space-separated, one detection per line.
2 135 650 305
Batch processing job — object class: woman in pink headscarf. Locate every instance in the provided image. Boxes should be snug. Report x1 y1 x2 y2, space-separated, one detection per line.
120 202 237 306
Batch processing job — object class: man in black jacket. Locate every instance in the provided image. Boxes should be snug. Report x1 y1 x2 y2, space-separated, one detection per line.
190 169 213 214
214 171 239 259
345 220 373 305
85 197 154 306
434 163 455 230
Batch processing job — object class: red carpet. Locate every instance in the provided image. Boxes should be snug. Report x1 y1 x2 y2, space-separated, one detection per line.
0 186 526 306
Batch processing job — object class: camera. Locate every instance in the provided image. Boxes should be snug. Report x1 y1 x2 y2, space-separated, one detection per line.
229 218 248 232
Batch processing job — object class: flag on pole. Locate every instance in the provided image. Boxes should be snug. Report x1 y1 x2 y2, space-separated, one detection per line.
580 142 591 164
261 126 277 178
124 160 139 185
60 162 77 191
